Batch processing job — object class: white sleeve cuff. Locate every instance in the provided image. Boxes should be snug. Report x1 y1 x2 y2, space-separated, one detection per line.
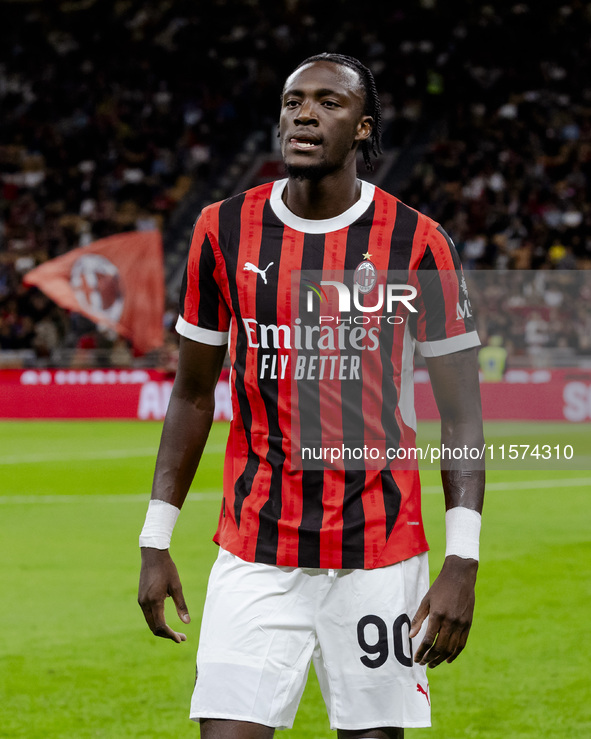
417 331 480 357
176 315 228 345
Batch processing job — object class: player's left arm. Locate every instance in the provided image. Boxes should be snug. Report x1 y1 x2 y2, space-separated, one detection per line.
410 346 485 668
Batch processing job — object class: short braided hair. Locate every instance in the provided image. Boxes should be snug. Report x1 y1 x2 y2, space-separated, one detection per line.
292 53 383 171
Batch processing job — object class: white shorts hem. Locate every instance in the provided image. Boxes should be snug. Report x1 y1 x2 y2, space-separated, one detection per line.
190 712 292 730
330 719 432 730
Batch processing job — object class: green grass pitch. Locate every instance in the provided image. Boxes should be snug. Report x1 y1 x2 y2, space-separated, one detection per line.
1 420 590 738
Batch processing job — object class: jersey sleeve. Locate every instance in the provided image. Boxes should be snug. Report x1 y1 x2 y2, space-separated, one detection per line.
176 212 231 346
410 223 480 357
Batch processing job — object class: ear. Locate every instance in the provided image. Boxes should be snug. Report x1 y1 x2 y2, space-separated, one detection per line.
355 115 373 142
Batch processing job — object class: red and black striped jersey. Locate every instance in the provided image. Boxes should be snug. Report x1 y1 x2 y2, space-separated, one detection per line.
177 179 479 569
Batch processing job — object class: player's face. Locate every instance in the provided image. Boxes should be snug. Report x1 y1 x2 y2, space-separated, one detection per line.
279 61 373 180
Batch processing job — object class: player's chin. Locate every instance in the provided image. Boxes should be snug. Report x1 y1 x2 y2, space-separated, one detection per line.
284 160 332 182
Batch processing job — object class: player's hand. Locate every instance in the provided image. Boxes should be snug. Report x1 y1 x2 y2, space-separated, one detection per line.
409 555 478 669
138 547 191 643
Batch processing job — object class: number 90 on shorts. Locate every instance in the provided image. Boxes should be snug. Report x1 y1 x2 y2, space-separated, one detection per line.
357 613 414 669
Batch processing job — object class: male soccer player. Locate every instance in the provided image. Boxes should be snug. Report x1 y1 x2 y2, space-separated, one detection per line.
138 53 485 738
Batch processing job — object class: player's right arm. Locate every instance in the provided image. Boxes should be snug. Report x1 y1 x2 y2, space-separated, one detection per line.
138 336 227 642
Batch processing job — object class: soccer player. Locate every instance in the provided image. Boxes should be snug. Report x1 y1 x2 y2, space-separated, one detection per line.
138 53 485 738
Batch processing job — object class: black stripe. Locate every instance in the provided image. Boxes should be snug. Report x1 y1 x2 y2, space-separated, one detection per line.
377 306 402 540
341 469 367 568
377 286 402 540
296 232 327 567
197 235 224 330
416 244 447 342
217 193 261 529
338 218 375 568
297 470 325 567
437 226 462 269
389 202 419 270
380 469 402 540
381 202 419 449
437 225 476 334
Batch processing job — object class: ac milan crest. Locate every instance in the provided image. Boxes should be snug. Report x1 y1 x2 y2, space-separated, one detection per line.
354 257 377 294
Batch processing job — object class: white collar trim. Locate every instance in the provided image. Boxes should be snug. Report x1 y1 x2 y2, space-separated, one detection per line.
269 178 375 234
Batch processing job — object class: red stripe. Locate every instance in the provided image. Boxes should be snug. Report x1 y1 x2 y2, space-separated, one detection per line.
183 217 208 327
213 198 245 553
409 215 433 345
206 203 232 332
205 200 247 556
276 227 306 566
429 227 465 339
182 201 232 333
412 217 464 344
409 212 431 268
232 188 271 560
367 188 395 261
359 189 396 565
221 331 247 549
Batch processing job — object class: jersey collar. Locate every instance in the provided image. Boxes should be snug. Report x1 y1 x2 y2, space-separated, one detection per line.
269 178 375 234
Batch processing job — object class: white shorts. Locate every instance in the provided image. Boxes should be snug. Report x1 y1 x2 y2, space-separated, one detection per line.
190 548 431 731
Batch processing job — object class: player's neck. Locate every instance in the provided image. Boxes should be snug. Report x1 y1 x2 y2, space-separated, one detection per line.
283 169 361 220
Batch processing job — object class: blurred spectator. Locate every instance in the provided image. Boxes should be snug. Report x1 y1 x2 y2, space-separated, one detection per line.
478 336 507 382
1 0 590 369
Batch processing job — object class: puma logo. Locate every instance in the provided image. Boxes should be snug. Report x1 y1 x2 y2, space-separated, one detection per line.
243 261 274 284
416 683 430 705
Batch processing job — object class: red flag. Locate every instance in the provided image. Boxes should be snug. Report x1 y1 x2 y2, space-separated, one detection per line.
23 231 164 354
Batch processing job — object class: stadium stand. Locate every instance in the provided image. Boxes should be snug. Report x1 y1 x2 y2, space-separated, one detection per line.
1 0 590 370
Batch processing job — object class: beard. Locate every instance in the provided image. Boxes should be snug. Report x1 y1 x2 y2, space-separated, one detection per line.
284 161 337 181
285 163 334 182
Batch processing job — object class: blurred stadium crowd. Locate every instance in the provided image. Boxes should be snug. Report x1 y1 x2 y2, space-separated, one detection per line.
469 271 591 367
1 0 590 369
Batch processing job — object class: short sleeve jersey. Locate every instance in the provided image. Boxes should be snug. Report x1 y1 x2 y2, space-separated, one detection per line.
177 179 479 569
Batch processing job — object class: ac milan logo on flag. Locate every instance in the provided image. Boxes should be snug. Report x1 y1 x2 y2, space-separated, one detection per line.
354 259 377 294
23 231 164 354
70 254 124 323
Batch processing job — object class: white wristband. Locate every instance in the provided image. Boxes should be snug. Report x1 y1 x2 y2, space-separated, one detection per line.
445 507 481 561
139 499 180 549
